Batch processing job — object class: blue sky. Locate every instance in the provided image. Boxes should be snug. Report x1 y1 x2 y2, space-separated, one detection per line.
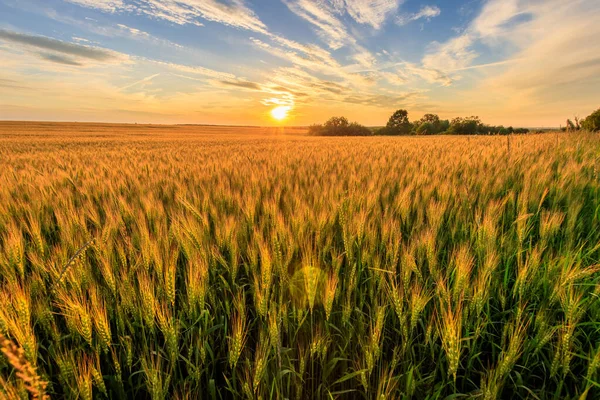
0 0 599 126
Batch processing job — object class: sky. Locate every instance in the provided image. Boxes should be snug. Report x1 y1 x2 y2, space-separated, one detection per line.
0 0 599 127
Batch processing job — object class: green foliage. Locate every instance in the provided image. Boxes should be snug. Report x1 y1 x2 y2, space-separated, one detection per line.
416 122 434 135
415 114 450 135
309 116 373 136
581 108 600 132
449 116 482 135
382 109 413 135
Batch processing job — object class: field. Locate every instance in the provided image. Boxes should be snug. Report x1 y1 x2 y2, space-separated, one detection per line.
1 122 600 399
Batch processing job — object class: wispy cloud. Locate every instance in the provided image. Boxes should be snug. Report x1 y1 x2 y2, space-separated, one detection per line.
421 0 528 72
0 28 121 62
481 0 600 104
0 78 31 91
283 0 350 49
115 24 151 39
38 52 83 66
120 73 161 91
422 34 477 71
341 0 403 29
396 5 440 26
217 79 263 91
64 0 125 13
64 0 268 33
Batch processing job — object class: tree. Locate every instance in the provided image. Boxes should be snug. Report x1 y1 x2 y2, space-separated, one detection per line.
415 114 442 135
381 109 412 135
309 116 372 136
416 122 434 135
581 108 600 132
419 114 440 125
324 116 349 130
439 119 450 133
449 116 482 135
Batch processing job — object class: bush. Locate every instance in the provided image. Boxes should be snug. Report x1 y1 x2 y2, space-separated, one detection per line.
581 108 600 132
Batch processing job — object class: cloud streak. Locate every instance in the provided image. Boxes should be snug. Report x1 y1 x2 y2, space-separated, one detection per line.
64 0 269 33
396 5 440 26
341 0 403 29
0 28 120 61
283 0 350 49
38 53 83 66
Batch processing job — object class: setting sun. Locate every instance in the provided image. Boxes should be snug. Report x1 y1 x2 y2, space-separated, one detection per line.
271 106 291 121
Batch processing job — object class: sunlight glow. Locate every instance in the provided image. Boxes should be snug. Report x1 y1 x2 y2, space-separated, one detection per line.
271 106 291 121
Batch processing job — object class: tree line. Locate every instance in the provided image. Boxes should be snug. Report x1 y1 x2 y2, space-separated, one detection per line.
309 107 600 136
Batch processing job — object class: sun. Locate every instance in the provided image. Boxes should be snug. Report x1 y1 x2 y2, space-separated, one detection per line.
271 106 291 121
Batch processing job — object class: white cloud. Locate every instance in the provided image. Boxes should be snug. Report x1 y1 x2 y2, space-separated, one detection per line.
142 0 268 32
342 0 403 29
422 34 476 71
404 63 453 86
482 0 600 104
64 0 125 13
64 0 268 34
471 0 520 38
283 0 350 49
116 24 150 39
283 0 401 49
396 5 441 26
414 0 600 124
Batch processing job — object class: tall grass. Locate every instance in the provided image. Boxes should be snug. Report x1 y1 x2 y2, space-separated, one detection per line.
0 124 599 398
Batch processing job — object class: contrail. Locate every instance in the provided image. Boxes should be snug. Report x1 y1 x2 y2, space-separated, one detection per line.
448 58 523 72
120 73 160 90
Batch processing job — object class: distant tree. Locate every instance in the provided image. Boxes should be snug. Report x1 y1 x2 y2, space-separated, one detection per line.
346 122 373 136
449 116 481 135
566 119 576 132
324 116 349 130
308 124 323 136
309 117 372 136
419 114 440 125
416 122 434 135
581 108 600 132
380 109 412 135
439 119 450 133
388 109 410 127
415 114 442 135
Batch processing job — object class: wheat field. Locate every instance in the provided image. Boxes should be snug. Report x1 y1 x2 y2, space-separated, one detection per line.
1 122 600 399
